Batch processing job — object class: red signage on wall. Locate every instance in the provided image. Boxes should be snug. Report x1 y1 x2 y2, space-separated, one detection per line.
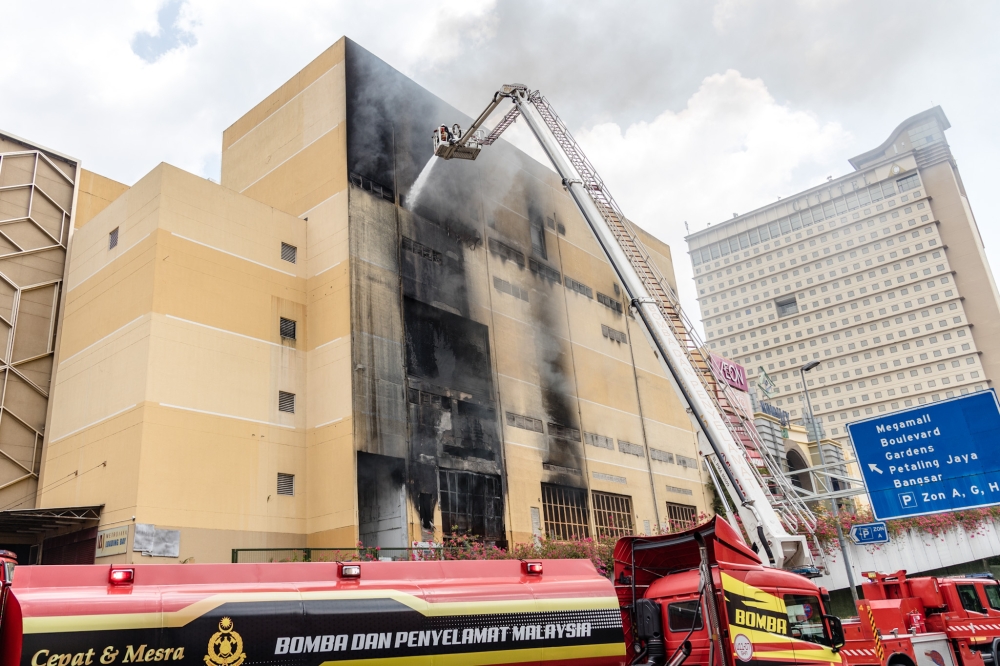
709 354 748 392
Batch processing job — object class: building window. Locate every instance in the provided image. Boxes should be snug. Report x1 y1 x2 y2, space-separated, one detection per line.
775 295 798 317
278 391 295 413
597 292 624 314
896 174 920 192
584 432 614 450
593 491 633 538
402 236 442 264
565 276 593 299
602 324 628 343
279 317 297 340
665 502 698 533
439 470 505 544
109 227 119 250
618 440 644 457
277 473 295 496
506 411 543 432
493 276 529 302
542 483 590 540
281 242 297 264
530 219 547 259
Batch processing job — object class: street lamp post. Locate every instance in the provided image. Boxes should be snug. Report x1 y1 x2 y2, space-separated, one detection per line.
800 360 859 604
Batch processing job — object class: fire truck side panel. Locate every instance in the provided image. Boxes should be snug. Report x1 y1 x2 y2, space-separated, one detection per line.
5 560 627 666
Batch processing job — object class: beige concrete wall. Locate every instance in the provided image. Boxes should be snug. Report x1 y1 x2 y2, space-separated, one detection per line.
39 163 314 562
221 37 355 547
920 160 1000 391
75 169 129 228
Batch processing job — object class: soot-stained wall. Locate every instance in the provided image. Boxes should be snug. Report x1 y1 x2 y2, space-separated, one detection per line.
344 39 651 545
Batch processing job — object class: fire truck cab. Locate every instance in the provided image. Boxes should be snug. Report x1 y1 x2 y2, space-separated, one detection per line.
859 571 1000 666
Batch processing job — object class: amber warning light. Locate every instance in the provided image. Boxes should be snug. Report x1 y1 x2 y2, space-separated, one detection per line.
523 561 543 575
109 568 134 585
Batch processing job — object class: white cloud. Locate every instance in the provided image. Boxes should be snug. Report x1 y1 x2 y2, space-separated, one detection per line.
574 70 850 331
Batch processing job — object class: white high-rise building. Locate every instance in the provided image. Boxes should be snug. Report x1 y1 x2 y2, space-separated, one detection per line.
685 107 1000 450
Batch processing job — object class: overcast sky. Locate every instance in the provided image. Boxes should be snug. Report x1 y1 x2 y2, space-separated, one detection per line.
2 1 997 333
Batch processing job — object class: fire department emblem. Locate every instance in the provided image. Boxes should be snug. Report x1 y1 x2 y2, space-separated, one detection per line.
205 617 246 666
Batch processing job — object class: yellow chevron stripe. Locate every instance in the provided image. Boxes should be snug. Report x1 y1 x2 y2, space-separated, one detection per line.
318 642 626 666
23 589 619 634
721 572 786 614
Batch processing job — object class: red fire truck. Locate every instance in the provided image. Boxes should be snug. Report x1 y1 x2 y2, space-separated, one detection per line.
843 570 1000 666
0 518 857 666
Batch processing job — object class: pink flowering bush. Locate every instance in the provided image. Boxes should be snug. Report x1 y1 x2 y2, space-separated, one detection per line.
799 505 1000 550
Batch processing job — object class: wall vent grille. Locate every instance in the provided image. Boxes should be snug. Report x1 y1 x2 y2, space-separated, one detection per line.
278 391 295 413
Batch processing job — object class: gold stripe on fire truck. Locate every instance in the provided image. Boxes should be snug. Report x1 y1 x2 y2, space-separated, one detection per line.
318 642 626 666
22 589 620 635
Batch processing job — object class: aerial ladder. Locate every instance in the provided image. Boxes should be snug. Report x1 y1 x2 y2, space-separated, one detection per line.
432 85 816 571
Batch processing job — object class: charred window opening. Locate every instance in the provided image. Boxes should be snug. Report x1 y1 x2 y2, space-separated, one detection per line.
404 298 494 397
602 324 628 344
530 218 547 260
543 463 582 476
565 276 593 299
542 483 590 539
584 432 614 450
597 292 623 314
528 258 561 283
408 388 452 410
493 276 529 302
665 502 698 532
618 440 644 457
349 172 394 202
592 491 633 538
402 236 442 264
357 453 407 548
439 469 505 545
488 238 525 268
547 422 581 441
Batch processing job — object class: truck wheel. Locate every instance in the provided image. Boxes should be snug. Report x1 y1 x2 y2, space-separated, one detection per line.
887 655 916 666
991 638 1000 666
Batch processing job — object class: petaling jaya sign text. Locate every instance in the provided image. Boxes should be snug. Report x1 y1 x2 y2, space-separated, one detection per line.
710 354 748 392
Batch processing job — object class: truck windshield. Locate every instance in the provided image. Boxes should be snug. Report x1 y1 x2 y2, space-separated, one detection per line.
783 594 825 644
957 585 985 613
984 585 1000 611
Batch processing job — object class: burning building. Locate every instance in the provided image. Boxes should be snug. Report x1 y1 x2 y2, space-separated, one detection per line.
31 38 710 563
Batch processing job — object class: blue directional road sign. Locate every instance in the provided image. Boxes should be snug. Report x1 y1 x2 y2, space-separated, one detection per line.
849 522 889 545
848 390 1000 520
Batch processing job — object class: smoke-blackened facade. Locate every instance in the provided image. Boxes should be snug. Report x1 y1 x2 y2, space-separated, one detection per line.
340 39 708 547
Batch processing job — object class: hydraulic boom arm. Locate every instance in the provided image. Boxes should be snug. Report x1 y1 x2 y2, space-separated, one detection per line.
432 85 815 570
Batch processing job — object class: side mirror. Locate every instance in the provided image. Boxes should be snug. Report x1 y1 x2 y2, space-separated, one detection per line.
823 614 845 650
